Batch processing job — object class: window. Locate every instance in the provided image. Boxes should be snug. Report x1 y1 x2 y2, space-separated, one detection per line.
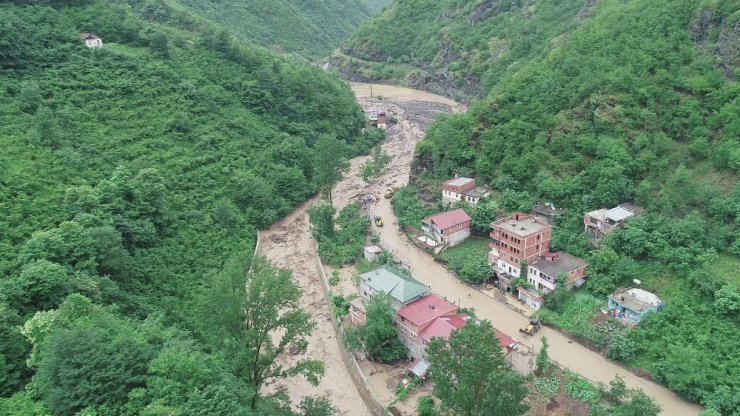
537 234 541 241
590 217 598 225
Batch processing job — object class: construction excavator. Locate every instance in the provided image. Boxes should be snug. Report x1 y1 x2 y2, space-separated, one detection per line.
519 319 540 336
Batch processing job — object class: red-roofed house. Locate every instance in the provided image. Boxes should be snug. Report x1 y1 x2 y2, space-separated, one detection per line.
421 209 471 248
396 294 459 359
494 328 518 351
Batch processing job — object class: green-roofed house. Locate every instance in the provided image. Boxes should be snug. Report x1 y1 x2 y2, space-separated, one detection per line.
359 266 430 311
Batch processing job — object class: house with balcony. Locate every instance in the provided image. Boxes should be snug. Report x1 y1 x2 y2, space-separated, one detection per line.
489 213 552 291
396 294 461 359
608 287 663 324
584 203 644 241
442 176 491 206
421 209 471 249
520 252 588 309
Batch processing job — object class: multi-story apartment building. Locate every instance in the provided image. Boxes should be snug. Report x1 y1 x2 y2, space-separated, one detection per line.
489 213 552 291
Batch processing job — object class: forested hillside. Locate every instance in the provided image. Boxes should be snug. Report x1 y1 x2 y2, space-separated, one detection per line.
0 0 373 413
341 0 740 102
172 0 391 59
371 0 740 413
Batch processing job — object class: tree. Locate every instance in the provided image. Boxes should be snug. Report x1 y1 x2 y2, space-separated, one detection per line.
19 81 41 114
608 332 636 362
227 257 324 409
544 274 570 313
308 203 336 239
613 390 660 416
417 396 438 416
607 375 627 403
299 396 337 416
536 336 550 375
363 294 407 362
427 321 528 416
471 200 496 234
7 260 71 314
313 134 349 204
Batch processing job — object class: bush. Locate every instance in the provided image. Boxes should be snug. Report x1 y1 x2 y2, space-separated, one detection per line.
440 238 492 283
417 396 437 416
535 376 560 397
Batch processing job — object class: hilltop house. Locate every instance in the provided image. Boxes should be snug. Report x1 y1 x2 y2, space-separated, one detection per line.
584 203 644 241
421 209 471 249
442 176 491 206
80 33 103 48
520 252 588 309
396 294 462 359
608 287 663 324
489 213 552 291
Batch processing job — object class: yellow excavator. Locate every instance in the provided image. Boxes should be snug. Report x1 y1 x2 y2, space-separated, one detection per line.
374 216 384 227
519 319 540 336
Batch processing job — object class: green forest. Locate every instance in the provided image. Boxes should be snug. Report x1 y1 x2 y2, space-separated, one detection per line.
0 0 378 413
358 0 739 413
172 0 391 59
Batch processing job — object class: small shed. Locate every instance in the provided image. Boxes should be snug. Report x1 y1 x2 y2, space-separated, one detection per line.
364 245 382 261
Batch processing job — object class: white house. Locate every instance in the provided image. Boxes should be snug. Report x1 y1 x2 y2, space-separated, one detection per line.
80 33 103 49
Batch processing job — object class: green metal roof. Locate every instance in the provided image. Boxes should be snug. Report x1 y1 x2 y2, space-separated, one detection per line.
360 266 429 303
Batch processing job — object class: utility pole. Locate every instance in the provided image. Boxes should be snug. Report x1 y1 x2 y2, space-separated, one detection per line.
370 84 373 99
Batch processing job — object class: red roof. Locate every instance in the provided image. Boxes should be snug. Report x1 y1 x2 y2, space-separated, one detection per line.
494 328 517 350
397 294 457 327
420 314 469 342
425 209 471 230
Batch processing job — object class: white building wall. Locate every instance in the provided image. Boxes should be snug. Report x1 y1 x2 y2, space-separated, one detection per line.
445 228 470 246
527 267 556 292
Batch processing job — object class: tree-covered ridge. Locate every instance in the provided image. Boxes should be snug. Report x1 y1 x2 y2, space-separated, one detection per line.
171 0 391 59
342 0 739 101
0 0 373 411
404 0 739 411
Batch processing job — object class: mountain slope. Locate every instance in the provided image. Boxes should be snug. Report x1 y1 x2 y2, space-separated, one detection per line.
341 0 739 102
0 0 373 409
171 0 391 58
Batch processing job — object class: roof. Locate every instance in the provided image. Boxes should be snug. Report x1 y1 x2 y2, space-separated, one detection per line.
462 186 490 198
408 359 430 377
80 33 100 40
492 214 550 237
349 297 366 313
610 288 663 313
619 203 644 215
494 329 517 350
531 203 563 216
605 206 634 222
364 245 382 254
397 294 457 327
360 266 429 303
444 177 474 187
425 209 471 230
419 314 469 342
530 253 588 278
